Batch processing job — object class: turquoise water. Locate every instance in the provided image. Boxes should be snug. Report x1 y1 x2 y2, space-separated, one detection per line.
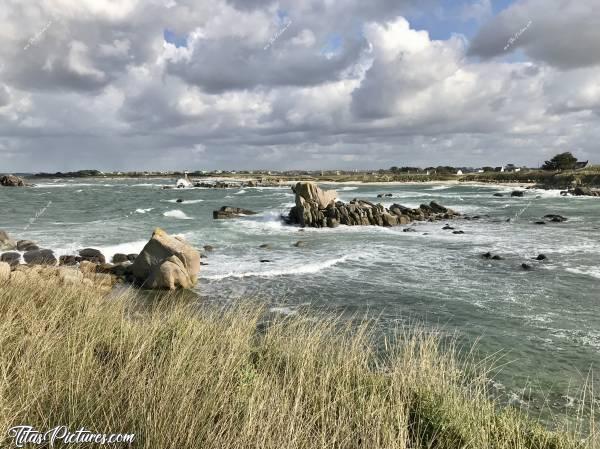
1 178 599 417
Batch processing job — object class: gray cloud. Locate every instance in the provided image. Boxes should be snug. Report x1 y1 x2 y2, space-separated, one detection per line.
469 0 600 69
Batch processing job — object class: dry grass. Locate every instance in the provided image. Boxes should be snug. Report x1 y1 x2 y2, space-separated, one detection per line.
0 277 596 449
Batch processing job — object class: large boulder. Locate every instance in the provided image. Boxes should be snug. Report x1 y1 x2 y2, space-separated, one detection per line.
78 248 106 264
131 228 200 290
1 252 21 267
1 175 28 187
23 249 57 266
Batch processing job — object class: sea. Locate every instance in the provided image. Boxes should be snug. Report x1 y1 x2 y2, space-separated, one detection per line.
1 178 599 421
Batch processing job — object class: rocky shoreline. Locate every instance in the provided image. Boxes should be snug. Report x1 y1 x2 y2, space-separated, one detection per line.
0 228 200 291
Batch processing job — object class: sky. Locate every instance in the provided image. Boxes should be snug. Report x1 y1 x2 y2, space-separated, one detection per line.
0 0 599 171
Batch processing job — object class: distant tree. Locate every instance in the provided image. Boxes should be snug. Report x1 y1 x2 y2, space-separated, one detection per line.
390 166 399 173
542 152 578 171
482 166 494 172
436 166 456 173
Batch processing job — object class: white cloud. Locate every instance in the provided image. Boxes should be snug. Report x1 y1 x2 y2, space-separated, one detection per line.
0 0 599 172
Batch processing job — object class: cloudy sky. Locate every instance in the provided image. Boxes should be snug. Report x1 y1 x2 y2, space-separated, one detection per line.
0 0 599 171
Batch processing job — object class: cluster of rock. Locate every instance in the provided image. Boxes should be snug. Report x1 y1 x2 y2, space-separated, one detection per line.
213 206 257 219
163 178 287 190
482 251 547 271
561 187 600 197
286 182 460 228
1 175 31 187
0 228 200 291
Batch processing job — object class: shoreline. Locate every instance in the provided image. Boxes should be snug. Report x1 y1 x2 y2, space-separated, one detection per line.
26 175 538 189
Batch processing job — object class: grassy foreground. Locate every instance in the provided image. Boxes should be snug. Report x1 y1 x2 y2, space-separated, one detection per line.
0 278 596 449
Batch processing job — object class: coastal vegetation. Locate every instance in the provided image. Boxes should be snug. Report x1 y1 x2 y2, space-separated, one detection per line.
0 276 596 449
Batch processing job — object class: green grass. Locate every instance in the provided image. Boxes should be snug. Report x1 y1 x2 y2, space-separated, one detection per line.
0 277 596 448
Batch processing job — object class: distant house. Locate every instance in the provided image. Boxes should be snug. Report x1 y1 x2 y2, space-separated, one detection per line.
456 170 463 175
503 164 522 173
575 161 589 170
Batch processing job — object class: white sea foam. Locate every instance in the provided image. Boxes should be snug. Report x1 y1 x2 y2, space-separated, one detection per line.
235 189 247 195
135 208 154 214
564 266 600 280
95 240 148 258
339 186 358 191
163 209 192 219
204 254 353 280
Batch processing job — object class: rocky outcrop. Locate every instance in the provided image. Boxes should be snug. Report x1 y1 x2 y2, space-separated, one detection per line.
287 182 460 228
570 187 600 197
1 175 30 187
511 191 524 197
213 206 257 219
131 228 200 290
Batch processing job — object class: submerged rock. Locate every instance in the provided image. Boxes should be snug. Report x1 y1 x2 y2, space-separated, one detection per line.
511 191 524 197
213 206 257 219
131 228 200 290
543 214 567 223
521 263 532 270
534 254 547 261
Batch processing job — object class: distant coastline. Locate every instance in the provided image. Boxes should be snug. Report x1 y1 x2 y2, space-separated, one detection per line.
8 166 599 190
